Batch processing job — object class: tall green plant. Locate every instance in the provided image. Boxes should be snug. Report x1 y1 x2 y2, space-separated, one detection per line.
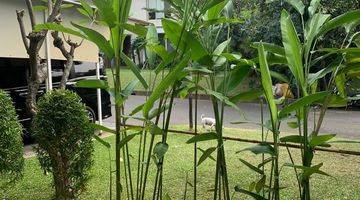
251 0 360 199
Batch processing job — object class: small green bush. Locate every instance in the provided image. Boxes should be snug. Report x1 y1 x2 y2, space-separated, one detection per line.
32 90 94 199
0 90 24 188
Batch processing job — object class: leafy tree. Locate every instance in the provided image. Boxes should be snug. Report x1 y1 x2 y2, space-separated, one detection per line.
229 0 360 56
32 90 94 199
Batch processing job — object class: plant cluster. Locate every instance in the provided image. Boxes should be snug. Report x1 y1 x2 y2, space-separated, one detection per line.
32 90 94 199
0 90 24 189
30 0 359 200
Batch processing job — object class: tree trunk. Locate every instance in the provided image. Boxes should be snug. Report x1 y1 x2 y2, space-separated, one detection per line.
16 0 64 115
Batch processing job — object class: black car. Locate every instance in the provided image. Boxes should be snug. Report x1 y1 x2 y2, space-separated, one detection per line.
0 57 112 142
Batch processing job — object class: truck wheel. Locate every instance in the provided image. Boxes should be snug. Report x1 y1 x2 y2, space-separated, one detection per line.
86 106 96 123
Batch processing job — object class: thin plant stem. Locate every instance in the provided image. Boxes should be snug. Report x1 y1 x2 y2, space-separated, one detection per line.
193 73 199 200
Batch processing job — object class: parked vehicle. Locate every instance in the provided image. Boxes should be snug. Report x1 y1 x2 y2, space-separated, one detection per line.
0 57 112 143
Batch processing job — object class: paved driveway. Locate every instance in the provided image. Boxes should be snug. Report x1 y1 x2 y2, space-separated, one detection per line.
103 95 360 139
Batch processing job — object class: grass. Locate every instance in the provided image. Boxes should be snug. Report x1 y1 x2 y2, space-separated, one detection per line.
2 126 360 199
106 69 254 94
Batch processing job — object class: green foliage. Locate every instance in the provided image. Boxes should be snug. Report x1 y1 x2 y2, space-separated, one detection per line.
32 90 94 199
0 90 24 188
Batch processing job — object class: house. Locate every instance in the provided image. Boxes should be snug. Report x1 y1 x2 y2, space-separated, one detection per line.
0 0 166 64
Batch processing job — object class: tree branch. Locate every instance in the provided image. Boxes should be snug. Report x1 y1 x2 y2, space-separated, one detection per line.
25 0 36 30
16 9 29 51
47 0 64 23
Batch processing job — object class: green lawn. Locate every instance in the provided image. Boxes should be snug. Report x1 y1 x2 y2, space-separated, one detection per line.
106 69 254 94
2 126 360 200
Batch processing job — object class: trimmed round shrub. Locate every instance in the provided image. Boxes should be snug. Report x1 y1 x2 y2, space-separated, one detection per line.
0 90 24 188
32 90 94 199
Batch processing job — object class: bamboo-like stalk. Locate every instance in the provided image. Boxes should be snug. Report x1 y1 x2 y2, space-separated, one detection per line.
193 73 199 200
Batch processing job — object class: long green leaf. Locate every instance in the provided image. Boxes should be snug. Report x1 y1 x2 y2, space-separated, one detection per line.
308 0 321 17
285 0 305 15
280 135 304 144
309 134 336 148
93 0 117 28
204 0 227 20
279 91 329 118
218 65 251 94
143 54 190 118
319 10 360 36
252 42 285 56
239 159 264 174
34 23 85 39
93 135 111 148
119 132 140 149
234 186 267 200
72 23 115 59
124 23 148 37
230 89 263 103
162 18 208 62
153 142 169 159
90 123 116 134
197 147 217 166
304 13 331 59
120 52 148 89
201 0 226 15
258 43 278 129
237 143 276 156
281 10 305 90
75 79 108 89
146 25 159 68
186 132 218 144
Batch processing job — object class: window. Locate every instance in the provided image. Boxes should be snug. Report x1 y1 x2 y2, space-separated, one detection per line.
148 0 164 20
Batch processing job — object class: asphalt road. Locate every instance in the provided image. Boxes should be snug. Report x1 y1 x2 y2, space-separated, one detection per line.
103 95 360 139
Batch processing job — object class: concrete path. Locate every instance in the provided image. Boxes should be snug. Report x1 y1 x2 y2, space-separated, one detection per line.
103 95 360 139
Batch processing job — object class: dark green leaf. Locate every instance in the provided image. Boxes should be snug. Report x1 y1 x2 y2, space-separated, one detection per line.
309 134 336 148
93 135 111 148
319 10 360 36
93 0 116 28
281 10 305 89
90 123 116 134
237 143 276 156
252 42 285 56
120 52 148 89
279 91 329 118
218 65 252 94
33 5 47 12
230 89 263 103
186 132 218 144
150 124 164 136
148 104 170 120
34 23 85 39
255 175 266 193
258 43 278 129
287 121 299 129
143 54 190 118
124 23 147 37
119 132 140 149
153 142 169 159
197 148 216 162
197 147 217 166
75 79 108 89
239 159 264 174
285 0 305 15
234 186 267 200
280 135 304 143
72 22 115 59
